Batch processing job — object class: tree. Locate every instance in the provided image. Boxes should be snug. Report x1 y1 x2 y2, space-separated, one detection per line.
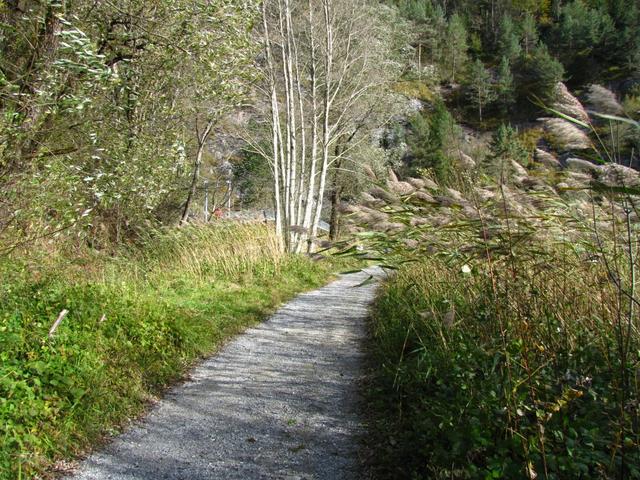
0 0 259 249
550 0 615 83
405 102 456 182
487 123 529 181
496 56 516 114
514 43 564 104
498 13 522 62
177 1 259 224
259 0 397 252
521 12 539 55
442 14 469 83
466 59 496 122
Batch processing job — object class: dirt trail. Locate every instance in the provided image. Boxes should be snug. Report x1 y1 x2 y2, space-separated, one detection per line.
68 267 382 480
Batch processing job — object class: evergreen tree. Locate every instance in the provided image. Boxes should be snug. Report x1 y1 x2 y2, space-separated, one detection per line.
398 0 432 22
406 103 455 182
514 43 564 103
487 123 529 181
442 14 469 83
608 0 640 72
496 56 516 114
521 12 539 55
553 1 614 56
498 14 522 62
466 59 496 122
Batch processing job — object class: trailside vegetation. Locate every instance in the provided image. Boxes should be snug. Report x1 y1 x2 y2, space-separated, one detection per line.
0 223 345 479
351 113 640 479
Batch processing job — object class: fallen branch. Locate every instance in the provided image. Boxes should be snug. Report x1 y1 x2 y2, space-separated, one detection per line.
48 309 69 338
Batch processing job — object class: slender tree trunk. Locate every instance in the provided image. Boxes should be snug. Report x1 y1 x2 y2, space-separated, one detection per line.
328 156 343 241
181 119 214 224
299 0 320 253
283 0 299 246
308 0 334 253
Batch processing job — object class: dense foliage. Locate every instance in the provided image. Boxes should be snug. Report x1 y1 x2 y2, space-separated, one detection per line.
0 0 259 250
351 109 640 478
389 0 639 125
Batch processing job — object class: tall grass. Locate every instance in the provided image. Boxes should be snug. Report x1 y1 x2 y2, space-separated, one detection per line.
348 118 640 478
369 249 636 478
134 222 285 280
0 222 338 479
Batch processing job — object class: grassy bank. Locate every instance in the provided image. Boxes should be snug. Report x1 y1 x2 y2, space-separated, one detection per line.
347 133 640 477
367 250 640 479
0 223 341 479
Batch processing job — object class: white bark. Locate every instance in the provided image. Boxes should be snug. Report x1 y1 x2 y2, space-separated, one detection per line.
260 0 385 253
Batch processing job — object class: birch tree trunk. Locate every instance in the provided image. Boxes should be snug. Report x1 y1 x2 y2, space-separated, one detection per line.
259 0 391 253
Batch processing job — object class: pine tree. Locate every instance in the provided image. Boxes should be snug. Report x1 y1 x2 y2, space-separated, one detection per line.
406 103 454 182
443 14 469 83
521 12 539 55
498 14 522 62
466 59 496 122
514 43 564 103
496 56 515 114
487 124 529 181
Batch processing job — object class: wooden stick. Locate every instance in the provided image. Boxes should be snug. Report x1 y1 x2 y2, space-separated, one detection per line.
48 309 69 338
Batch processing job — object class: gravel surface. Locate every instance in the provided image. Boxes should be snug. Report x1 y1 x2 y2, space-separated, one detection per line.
68 267 382 480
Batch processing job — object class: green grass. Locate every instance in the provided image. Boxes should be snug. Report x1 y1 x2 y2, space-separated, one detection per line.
366 255 640 480
0 223 345 479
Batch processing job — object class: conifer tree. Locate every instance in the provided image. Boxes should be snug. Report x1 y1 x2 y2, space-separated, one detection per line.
498 14 522 62
466 59 496 122
514 43 564 103
496 56 516 114
442 14 469 83
521 12 539 55
487 123 529 181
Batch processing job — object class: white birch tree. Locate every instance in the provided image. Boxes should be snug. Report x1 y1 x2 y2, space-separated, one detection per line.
259 0 398 252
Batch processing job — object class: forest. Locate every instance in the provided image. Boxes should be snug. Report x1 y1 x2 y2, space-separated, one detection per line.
1 0 640 478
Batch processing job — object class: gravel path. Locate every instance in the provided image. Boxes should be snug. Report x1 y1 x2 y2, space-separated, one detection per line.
68 267 382 480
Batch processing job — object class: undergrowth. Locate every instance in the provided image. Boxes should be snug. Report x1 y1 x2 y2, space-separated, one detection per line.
348 114 640 478
368 255 639 479
0 222 341 479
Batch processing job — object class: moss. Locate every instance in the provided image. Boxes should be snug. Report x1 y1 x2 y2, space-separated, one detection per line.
392 80 435 103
